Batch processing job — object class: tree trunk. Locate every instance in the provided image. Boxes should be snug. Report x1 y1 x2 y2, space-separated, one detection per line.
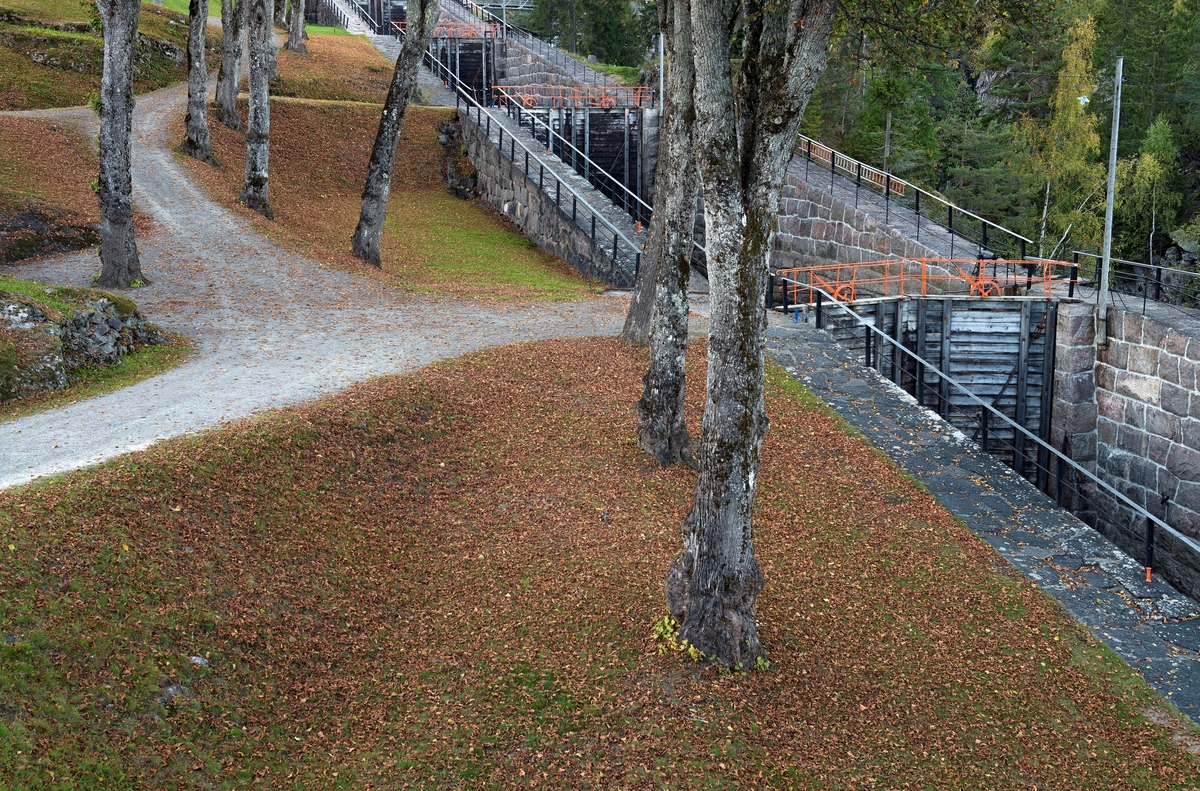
285 0 306 52
619 241 657 344
636 0 697 468
181 0 216 164
266 0 278 80
215 0 245 130
95 0 145 289
239 0 274 218
665 0 834 669
350 0 440 266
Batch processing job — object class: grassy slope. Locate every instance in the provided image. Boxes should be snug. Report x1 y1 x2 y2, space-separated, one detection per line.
0 337 1197 788
181 33 594 300
0 2 214 110
0 116 99 225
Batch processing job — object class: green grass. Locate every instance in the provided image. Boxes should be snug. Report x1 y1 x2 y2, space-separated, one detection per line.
0 275 137 318
306 23 353 36
591 62 641 84
0 333 193 424
385 191 598 299
0 0 92 24
0 2 208 109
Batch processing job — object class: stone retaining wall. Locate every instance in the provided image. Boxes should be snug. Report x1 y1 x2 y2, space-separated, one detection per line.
496 39 598 89
1050 303 1200 600
772 172 943 272
1 293 165 403
459 108 634 287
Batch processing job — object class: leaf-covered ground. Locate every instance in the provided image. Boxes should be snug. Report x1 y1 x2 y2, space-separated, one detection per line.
272 32 397 105
1 337 1198 789
183 93 594 300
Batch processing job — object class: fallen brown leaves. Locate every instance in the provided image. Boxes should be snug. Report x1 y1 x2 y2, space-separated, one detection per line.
1 337 1197 788
273 33 397 104
182 99 591 299
0 116 99 226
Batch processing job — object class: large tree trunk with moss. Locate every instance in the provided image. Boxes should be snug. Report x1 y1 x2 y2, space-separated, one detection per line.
181 0 215 163
95 0 145 289
636 0 697 468
285 0 306 52
214 0 244 130
239 0 273 218
664 0 834 669
350 0 440 266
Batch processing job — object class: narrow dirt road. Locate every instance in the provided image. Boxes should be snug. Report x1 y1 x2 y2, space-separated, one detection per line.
0 83 626 489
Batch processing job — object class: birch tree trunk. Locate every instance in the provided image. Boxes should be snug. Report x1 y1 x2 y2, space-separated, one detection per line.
239 0 273 218
285 0 306 52
665 0 834 669
350 0 440 266
181 0 215 164
636 0 697 468
214 0 245 130
95 0 146 289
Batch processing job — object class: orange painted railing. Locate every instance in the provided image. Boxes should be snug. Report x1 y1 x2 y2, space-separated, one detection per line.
393 21 500 38
493 84 655 109
799 139 906 197
774 258 1072 304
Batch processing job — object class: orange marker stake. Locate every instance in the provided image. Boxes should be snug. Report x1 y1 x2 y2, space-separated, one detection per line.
1146 567 1152 583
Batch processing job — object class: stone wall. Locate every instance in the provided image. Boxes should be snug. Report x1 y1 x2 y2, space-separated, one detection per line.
772 171 943 272
1 293 165 403
1050 303 1200 600
459 108 635 287
496 39 600 89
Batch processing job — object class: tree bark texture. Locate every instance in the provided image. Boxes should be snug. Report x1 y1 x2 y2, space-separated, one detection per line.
350 0 440 266
215 0 245 130
181 0 215 164
636 0 698 469
285 0 306 52
665 0 834 669
266 0 278 79
619 232 658 344
239 0 274 218
95 0 145 289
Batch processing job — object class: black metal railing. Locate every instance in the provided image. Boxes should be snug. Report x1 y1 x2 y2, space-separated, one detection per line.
441 0 613 88
1062 250 1200 318
494 95 653 228
796 136 1033 263
409 33 644 284
773 277 1200 580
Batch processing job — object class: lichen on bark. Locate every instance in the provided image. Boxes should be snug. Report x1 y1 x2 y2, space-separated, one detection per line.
636 0 698 469
238 0 274 219
665 0 835 669
214 0 245 131
95 0 146 289
180 0 215 164
350 0 440 267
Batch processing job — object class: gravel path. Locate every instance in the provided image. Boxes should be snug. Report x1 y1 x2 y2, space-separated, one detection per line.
0 83 626 489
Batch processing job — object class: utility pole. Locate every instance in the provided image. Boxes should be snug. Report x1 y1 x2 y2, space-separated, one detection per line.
658 32 664 106
883 109 892 173
1097 56 1123 347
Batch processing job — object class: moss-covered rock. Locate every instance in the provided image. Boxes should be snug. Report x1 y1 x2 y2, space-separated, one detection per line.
0 278 163 403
